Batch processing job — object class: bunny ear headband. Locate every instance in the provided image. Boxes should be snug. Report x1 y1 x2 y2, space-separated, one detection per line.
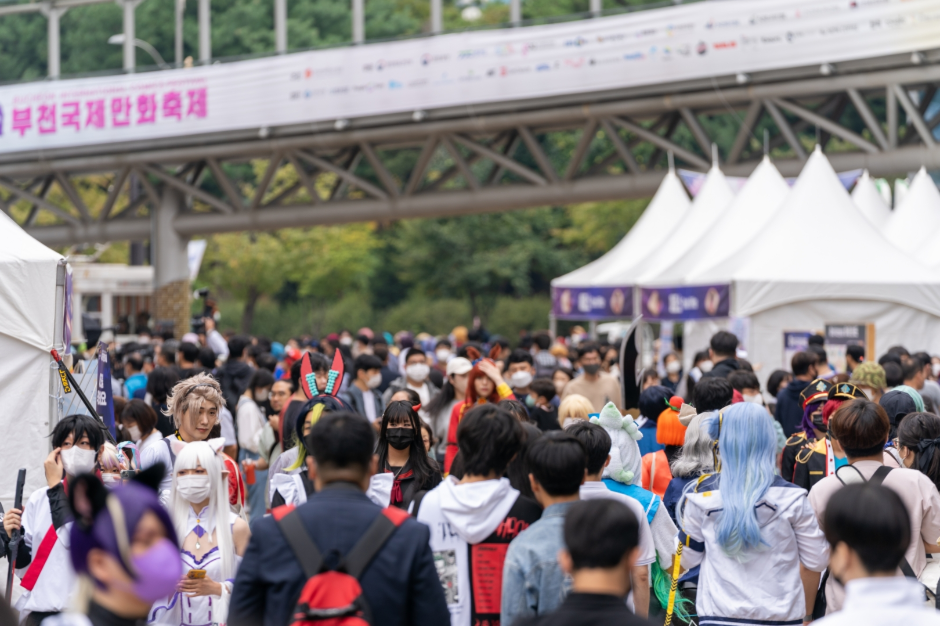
299 350 346 399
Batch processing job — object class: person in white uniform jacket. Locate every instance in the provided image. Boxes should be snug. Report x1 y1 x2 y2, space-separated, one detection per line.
0 414 108 626
814 481 940 625
679 403 829 626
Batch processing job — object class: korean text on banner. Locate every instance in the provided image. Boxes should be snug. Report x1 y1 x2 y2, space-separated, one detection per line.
552 286 633 320
97 342 116 439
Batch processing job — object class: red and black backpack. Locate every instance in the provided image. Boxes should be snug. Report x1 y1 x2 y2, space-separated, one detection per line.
274 505 409 626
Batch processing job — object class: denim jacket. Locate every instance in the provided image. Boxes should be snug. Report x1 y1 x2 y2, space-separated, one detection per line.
500 502 573 625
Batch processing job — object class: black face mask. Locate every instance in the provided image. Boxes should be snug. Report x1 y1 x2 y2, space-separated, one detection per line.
583 363 601 375
387 427 415 451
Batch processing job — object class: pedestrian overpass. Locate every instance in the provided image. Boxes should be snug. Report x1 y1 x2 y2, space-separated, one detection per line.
3 0 940 335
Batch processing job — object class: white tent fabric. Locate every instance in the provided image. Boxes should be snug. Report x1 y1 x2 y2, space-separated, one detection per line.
0 210 62 504
643 156 789 287
631 164 735 284
552 169 691 288
694 148 940 319
884 167 940 252
851 170 892 229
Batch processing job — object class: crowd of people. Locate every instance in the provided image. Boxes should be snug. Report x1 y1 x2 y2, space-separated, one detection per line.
2 323 940 626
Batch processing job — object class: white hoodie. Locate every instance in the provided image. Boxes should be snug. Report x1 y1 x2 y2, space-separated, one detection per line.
417 476 522 626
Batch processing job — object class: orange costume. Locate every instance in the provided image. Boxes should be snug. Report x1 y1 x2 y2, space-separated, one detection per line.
443 346 515 473
640 395 687 497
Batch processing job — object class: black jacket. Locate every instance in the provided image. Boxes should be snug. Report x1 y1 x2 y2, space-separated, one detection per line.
701 357 740 380
514 592 653 626
229 482 449 626
776 378 809 437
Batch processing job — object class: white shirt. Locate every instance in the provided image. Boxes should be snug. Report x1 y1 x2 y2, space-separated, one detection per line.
137 428 164 456
579 482 656 567
815 577 940 626
236 396 266 454
14 485 76 615
362 389 377 422
220 406 237 447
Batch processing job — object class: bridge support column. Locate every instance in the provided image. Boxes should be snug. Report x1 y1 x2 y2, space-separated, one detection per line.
152 188 190 339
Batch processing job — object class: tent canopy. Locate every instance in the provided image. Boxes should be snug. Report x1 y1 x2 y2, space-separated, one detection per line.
884 167 940 252
552 168 690 289
0 211 63 505
851 170 892 228
694 148 940 318
644 156 789 287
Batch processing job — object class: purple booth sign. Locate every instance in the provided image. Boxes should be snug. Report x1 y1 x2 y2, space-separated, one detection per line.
551 286 633 320
639 284 731 321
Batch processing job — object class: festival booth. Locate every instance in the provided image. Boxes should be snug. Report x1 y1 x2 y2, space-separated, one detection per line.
889 168 940 268
0 211 70 506
550 168 691 322
657 148 940 383
852 170 892 229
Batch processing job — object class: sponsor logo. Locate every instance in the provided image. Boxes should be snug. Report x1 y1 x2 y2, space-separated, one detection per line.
577 292 606 314
750 12 787 25
330 86 349 94
494 44 514 57
536 63 551 71
388 80 403 89
712 40 737 50
696 41 708 55
596 33 625 44
676 44 691 56
457 49 486 60
760 35 783 44
565 57 585 68
408 78 429 87
624 51 645 61
705 18 740 29
421 53 449 65
522 40 555 55
564 36 588 47
375 58 411 71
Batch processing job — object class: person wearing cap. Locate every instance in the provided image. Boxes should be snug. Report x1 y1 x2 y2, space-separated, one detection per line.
781 379 831 484
424 356 472 462
640 396 687 497
793 382 866 491
848 361 886 403
880 388 923 466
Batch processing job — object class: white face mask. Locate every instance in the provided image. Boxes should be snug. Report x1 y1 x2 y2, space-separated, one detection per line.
743 393 763 405
562 418 581 429
933 363 940 378
367 373 382 389
255 389 270 403
665 361 681 374
127 425 142 441
101 473 122 487
509 371 533 389
339 337 353 346
177 475 212 503
61 446 98 476
406 363 430 383
436 349 451 362
699 361 714 373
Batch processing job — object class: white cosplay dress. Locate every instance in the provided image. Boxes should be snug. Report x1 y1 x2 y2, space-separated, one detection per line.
149 506 242 626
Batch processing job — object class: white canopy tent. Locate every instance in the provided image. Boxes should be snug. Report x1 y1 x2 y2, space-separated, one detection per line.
0 211 67 505
551 168 690 319
884 167 940 252
631 163 736 285
681 148 940 380
851 170 892 228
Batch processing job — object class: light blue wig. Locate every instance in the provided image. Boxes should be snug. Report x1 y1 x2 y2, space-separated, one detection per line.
706 402 777 559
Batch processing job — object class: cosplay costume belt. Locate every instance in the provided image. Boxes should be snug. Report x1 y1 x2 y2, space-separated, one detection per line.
792 438 836 491
11 483 77 615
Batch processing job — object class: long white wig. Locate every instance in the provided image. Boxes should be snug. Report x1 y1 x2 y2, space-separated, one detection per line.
169 439 235 581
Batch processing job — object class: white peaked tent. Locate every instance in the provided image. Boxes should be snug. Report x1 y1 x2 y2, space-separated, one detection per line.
884 167 940 251
0 211 66 505
553 169 690 289
852 170 892 228
687 148 940 378
644 156 789 287
631 163 736 283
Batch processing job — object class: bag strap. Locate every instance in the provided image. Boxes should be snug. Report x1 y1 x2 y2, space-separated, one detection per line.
276 509 324 579
340 508 408 579
868 465 893 487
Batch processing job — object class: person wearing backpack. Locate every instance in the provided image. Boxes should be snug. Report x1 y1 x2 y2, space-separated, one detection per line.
808 398 940 615
416 403 542 626
228 411 449 626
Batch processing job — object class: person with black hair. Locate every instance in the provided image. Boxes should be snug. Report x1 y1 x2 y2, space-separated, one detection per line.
237 368 276 520
884 361 904 388
118 399 162 455
566 422 661 614
815 484 940 625
425 357 471 462
123 354 147 399
506 349 536 407
514 499 653 626
701 331 740 380
177 341 202 378
416 404 541 626
505 422 543 500
532 332 558 379
692 376 733 414
218 335 255 416
375 401 442 510
501 433 592 623
766 369 793 412
146 366 180 436
897 412 940 491
382 347 440 420
809 344 835 380
342 354 385 422
845 344 865 375
196 346 217 371
1 414 108 625
776 351 820 437
561 343 623 412
527 378 561 432
230 412 450 626
636 386 672 457
809 399 940 613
